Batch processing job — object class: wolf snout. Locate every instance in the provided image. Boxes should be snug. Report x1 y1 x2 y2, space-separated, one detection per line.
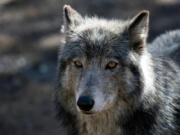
77 96 94 112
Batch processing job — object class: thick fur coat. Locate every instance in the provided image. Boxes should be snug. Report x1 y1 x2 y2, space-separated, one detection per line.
55 5 180 135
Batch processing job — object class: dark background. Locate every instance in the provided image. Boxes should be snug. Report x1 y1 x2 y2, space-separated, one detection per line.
0 0 180 135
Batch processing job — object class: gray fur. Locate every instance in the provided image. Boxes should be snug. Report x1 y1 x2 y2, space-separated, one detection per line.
55 5 180 135
148 30 180 66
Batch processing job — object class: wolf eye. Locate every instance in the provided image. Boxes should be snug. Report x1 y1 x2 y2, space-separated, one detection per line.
106 61 118 70
74 61 83 68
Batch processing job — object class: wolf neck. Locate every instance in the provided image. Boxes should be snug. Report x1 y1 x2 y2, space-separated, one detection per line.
77 103 155 135
77 110 122 135
138 50 158 111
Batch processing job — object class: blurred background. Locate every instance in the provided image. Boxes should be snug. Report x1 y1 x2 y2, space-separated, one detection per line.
0 0 180 135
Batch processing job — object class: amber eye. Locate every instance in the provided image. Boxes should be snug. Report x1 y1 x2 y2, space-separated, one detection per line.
106 61 118 69
74 61 83 68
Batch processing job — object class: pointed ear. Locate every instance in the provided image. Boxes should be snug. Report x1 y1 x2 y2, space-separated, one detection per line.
62 5 83 32
128 10 149 54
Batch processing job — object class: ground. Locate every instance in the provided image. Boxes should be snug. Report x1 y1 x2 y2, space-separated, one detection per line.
0 0 180 135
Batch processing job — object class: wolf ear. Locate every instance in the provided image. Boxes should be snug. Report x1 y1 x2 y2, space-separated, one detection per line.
62 5 83 32
128 10 149 54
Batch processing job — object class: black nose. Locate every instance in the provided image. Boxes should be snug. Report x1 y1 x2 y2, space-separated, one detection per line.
77 96 94 111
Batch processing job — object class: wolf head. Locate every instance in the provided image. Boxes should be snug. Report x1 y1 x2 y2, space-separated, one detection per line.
57 5 155 115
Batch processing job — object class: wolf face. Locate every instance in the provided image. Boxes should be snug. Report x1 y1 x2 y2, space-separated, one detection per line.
58 5 154 115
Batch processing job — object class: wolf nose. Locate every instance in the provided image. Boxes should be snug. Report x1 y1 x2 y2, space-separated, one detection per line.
77 96 94 111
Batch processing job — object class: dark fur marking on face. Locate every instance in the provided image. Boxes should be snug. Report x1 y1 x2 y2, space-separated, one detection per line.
128 64 143 96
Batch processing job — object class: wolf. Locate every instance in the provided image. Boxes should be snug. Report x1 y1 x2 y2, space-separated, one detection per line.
55 5 180 135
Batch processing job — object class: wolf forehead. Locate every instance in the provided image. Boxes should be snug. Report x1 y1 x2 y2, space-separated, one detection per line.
62 19 131 60
64 17 130 44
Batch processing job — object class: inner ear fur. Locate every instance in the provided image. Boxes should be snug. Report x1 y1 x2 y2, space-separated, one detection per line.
128 10 149 54
62 5 83 32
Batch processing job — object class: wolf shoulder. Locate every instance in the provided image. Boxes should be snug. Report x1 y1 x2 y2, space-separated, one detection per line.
148 30 180 66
